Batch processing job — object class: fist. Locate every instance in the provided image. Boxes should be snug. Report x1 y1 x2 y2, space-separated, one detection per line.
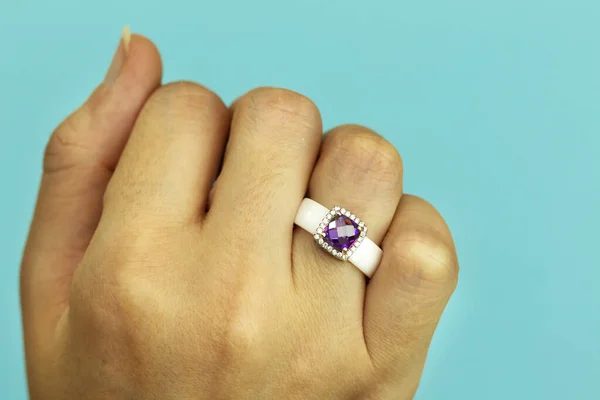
21 32 458 400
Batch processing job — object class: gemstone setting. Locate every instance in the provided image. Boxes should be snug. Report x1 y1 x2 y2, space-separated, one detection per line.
314 205 368 261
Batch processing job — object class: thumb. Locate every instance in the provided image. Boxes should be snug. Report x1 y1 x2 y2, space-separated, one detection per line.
20 28 162 356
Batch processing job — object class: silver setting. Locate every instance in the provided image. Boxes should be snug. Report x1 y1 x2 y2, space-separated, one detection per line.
314 205 368 261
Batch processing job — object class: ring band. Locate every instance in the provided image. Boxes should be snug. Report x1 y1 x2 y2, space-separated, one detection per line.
294 198 383 277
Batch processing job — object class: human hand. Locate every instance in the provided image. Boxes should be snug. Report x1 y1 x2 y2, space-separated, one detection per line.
21 31 458 399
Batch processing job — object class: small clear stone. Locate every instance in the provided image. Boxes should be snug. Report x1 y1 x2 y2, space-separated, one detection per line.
358 237 364 243
314 234 320 240
359 222 365 227
340 208 346 214
350 214 356 219
355 218 361 224
318 238 324 244
317 228 323 234
326 213 332 219
361 231 366 237
334 206 341 211
345 211 351 216
327 245 333 251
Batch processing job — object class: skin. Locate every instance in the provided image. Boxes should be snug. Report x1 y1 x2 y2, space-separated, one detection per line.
20 32 459 400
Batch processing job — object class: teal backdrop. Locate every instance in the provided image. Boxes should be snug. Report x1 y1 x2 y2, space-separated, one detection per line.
1 0 599 399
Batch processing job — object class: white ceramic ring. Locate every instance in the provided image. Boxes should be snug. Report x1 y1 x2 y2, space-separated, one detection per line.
294 198 382 278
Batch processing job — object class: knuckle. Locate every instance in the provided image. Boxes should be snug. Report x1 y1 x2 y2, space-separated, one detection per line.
70 247 159 334
221 314 263 358
237 87 321 132
144 81 228 122
215 304 270 370
206 266 269 363
389 228 459 286
325 126 403 187
43 108 93 174
69 225 190 341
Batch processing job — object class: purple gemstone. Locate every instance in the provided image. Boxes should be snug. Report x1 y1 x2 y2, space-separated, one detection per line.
324 215 360 251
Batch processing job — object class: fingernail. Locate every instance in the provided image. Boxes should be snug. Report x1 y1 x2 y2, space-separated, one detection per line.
104 26 131 87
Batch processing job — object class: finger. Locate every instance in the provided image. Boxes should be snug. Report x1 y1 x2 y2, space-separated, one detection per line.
207 88 322 259
102 81 230 225
21 30 162 346
363 195 458 396
293 125 403 296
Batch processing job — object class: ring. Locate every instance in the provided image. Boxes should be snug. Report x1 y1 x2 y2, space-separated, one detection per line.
294 198 383 277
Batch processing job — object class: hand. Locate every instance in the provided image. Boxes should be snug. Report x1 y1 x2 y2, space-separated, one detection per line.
21 31 458 400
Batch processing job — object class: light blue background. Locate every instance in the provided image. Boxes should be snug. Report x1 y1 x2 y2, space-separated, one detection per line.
1 0 599 399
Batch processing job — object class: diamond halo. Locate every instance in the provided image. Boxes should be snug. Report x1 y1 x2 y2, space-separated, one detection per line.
314 205 368 261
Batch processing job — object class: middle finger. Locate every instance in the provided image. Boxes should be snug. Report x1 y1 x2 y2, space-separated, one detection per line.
207 88 322 258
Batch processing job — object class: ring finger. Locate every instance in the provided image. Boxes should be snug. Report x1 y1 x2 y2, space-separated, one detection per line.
206 88 322 271
293 125 404 305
